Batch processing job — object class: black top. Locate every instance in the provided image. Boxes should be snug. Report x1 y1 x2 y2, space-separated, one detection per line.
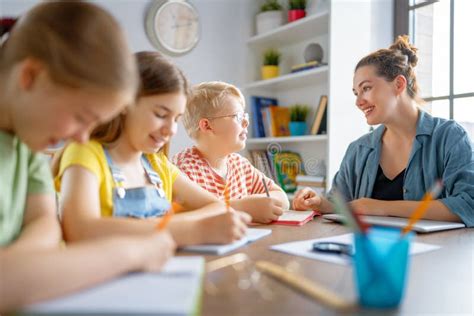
371 165 405 201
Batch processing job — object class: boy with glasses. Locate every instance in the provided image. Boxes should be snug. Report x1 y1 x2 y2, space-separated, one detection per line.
173 81 289 223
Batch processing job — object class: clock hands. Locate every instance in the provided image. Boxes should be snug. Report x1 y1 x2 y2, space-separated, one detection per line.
172 22 196 29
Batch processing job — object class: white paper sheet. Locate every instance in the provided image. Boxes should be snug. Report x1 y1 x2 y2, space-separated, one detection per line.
23 256 204 315
271 233 441 265
181 228 271 255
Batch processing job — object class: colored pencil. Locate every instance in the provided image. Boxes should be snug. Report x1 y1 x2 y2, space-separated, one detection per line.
331 191 369 234
256 260 356 311
224 182 230 212
156 202 182 231
401 180 443 235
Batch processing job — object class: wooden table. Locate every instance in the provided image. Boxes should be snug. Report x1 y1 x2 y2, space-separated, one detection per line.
200 217 473 315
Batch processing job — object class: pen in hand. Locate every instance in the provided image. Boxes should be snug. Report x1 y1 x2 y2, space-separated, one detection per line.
262 178 270 197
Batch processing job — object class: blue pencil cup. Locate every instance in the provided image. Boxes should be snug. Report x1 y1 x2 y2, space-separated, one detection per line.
353 227 414 308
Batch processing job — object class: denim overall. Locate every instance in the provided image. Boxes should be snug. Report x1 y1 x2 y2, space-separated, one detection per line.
103 148 170 218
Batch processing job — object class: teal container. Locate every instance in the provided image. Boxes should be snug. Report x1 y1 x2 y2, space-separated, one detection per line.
353 227 413 308
289 121 307 136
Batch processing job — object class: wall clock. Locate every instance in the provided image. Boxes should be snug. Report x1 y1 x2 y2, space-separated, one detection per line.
145 0 200 56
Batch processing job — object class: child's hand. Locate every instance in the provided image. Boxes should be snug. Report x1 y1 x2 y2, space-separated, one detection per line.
199 210 251 244
241 196 284 224
136 231 176 272
292 187 321 211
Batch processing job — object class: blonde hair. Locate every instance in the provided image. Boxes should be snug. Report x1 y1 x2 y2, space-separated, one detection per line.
0 1 138 97
183 81 245 139
356 35 421 101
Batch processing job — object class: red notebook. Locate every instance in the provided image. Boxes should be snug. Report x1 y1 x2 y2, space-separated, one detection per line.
273 210 319 226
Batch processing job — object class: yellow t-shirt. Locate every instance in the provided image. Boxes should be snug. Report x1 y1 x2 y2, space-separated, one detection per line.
55 140 180 217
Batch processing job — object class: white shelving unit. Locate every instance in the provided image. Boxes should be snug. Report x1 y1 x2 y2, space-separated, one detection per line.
244 1 375 191
247 135 327 145
244 66 329 91
247 10 329 47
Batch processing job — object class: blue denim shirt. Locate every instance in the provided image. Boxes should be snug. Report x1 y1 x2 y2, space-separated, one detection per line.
329 111 474 227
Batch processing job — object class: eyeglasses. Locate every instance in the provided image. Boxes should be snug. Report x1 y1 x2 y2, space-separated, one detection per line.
207 112 249 124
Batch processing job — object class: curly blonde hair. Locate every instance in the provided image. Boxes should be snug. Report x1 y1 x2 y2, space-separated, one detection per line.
182 81 245 139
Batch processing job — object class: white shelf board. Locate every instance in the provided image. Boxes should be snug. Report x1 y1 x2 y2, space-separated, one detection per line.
247 11 329 47
244 66 328 91
247 135 328 145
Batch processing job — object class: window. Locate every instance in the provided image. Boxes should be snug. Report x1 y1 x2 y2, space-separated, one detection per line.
395 0 474 141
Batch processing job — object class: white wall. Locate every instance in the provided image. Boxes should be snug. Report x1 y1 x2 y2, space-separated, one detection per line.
327 0 393 183
0 0 255 157
1 0 394 164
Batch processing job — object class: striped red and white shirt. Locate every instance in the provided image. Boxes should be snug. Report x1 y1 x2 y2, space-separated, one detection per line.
173 147 275 200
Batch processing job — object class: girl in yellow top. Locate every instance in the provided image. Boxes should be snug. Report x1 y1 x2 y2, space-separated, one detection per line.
55 52 250 247
0 2 174 312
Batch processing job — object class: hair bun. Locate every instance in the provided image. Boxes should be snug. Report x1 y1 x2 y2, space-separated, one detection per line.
401 47 418 67
390 35 418 67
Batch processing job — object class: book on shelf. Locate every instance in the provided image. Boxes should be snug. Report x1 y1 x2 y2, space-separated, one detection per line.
273 151 305 193
297 181 326 188
250 96 278 138
290 61 328 73
295 174 326 188
261 106 290 137
249 150 319 194
261 106 272 138
250 150 277 182
295 175 325 183
310 95 328 135
296 185 326 196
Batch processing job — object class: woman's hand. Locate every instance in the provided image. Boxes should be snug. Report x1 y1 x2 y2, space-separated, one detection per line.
350 198 386 216
292 187 322 211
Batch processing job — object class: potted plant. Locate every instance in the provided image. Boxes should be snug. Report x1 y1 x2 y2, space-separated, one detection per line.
288 0 306 22
256 0 284 35
262 48 281 80
261 48 281 80
289 104 309 136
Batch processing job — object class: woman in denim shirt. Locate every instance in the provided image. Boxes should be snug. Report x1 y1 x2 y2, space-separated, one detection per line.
293 35 474 227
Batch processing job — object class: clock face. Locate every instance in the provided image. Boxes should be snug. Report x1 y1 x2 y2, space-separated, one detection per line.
146 1 200 55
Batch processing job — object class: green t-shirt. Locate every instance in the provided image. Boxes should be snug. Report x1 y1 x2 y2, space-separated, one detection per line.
0 131 54 246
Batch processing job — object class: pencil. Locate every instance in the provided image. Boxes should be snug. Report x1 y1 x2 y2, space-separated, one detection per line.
262 178 270 197
224 182 230 212
256 260 356 311
156 202 182 231
401 180 443 235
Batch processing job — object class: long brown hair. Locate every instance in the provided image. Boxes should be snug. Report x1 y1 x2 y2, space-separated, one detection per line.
355 35 421 101
90 51 190 144
0 1 137 96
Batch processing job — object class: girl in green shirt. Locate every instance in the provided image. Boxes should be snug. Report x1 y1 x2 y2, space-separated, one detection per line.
0 1 175 312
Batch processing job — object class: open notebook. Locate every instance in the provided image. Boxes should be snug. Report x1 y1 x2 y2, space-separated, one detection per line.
181 228 271 255
273 210 318 226
323 213 466 233
22 256 204 316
